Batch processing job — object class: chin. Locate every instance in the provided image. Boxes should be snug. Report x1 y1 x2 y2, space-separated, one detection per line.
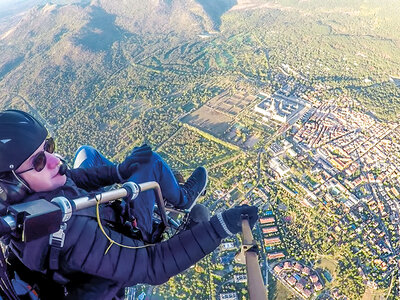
31 175 68 193
56 174 67 186
49 175 67 191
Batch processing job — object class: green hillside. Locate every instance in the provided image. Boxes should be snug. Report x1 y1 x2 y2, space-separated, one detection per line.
0 0 399 161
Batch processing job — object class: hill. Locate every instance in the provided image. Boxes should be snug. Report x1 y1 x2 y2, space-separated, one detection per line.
0 0 399 155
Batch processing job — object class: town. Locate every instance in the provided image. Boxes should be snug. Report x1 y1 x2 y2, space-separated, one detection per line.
117 63 400 299
181 66 400 299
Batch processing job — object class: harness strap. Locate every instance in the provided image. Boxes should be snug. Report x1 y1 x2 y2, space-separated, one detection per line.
49 247 62 271
48 223 70 297
0 248 19 300
48 223 67 271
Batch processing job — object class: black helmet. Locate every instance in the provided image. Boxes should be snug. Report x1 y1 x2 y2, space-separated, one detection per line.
0 110 48 173
0 173 29 204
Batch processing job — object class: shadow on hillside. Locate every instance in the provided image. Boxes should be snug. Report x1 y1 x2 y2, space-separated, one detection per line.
196 0 237 30
74 6 123 52
0 56 24 80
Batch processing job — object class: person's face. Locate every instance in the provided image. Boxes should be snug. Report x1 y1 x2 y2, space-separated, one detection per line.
16 140 66 192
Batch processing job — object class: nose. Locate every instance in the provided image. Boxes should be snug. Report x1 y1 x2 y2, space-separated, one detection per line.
46 152 61 169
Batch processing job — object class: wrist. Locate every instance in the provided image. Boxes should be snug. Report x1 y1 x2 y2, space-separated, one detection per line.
210 213 233 239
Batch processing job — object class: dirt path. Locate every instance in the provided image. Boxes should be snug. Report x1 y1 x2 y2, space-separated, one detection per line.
209 153 242 170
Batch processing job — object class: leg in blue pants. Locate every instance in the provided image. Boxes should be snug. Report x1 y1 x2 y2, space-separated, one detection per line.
73 146 187 237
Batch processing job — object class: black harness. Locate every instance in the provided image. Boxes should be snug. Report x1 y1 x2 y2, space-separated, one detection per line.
0 199 166 300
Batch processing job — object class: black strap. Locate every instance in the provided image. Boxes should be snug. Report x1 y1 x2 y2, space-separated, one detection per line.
0 248 19 300
49 247 61 271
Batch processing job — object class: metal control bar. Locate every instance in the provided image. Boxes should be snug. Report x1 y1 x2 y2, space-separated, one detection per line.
235 218 267 300
1 181 168 242
69 181 168 227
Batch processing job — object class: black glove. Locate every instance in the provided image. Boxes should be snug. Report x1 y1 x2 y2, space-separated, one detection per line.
117 144 152 180
222 205 258 234
210 205 258 238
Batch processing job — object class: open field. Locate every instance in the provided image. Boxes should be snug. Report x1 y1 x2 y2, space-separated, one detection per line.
362 287 386 300
181 90 263 149
314 255 338 292
207 91 257 115
268 276 295 300
181 105 233 136
159 126 238 171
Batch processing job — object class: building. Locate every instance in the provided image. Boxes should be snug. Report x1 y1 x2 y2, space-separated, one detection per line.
302 289 312 298
269 142 285 156
314 282 323 291
283 261 292 270
295 282 304 292
262 226 278 234
332 289 340 298
287 148 298 157
273 265 283 274
391 187 400 197
234 274 247 283
268 252 285 260
270 157 290 178
286 276 296 286
260 217 275 224
254 93 308 124
302 266 311 276
221 242 235 251
293 262 303 272
264 237 281 246
220 293 238 300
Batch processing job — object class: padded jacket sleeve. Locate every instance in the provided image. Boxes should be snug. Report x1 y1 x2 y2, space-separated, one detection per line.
59 213 223 286
66 165 120 191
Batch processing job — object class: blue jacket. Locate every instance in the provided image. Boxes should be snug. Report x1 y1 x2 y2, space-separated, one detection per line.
8 165 224 299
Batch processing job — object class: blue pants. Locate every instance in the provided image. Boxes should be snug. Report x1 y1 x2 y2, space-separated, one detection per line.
73 146 187 237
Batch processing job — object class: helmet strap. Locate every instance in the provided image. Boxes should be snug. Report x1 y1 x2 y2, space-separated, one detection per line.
11 170 32 193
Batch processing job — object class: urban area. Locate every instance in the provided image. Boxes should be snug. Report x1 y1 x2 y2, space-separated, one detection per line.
129 65 400 300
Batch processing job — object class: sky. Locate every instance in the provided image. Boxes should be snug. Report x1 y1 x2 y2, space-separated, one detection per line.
0 0 47 16
0 0 28 8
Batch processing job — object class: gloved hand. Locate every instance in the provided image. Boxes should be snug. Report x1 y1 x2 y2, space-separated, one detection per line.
222 205 258 234
210 205 258 238
117 144 152 180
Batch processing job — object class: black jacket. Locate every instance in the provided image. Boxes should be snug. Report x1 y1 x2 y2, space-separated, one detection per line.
8 166 224 299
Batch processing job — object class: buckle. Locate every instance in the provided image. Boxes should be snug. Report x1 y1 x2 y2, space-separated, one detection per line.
49 223 67 248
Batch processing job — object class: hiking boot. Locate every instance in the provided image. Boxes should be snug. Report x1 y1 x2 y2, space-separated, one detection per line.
179 166 208 210
183 204 210 230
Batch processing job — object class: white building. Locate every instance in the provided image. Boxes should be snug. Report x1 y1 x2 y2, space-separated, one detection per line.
220 292 238 300
221 242 235 251
234 274 247 283
270 157 290 178
254 93 309 124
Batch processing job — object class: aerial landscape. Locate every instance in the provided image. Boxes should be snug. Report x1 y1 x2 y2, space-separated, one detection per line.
1 0 400 299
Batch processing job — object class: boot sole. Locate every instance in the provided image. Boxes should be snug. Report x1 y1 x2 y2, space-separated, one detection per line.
187 167 208 211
